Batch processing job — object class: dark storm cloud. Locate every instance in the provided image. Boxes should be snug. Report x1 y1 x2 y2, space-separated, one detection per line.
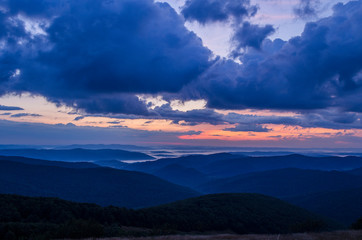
0 105 24 111
0 0 211 115
230 21 275 56
2 0 362 134
183 0 362 113
294 0 320 19
181 0 257 24
67 94 152 116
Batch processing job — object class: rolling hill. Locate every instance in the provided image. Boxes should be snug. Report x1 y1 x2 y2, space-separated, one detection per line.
0 160 199 208
346 167 362 176
137 193 337 234
0 193 338 239
0 155 99 168
125 153 239 173
199 154 362 178
287 187 362 226
152 164 211 188
198 168 362 198
124 153 362 180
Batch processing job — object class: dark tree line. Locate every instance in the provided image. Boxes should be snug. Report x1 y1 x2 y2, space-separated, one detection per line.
0 193 344 239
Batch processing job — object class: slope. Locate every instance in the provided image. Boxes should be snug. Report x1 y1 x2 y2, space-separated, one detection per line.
138 193 337 234
287 187 362 226
0 193 338 239
152 164 211 188
0 160 199 208
0 155 99 168
199 168 362 198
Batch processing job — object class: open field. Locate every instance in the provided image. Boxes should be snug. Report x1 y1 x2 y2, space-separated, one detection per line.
78 230 362 240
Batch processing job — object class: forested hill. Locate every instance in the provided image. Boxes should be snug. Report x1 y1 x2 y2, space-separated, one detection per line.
0 193 340 239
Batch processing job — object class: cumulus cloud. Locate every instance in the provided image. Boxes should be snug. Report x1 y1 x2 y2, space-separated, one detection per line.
230 21 275 56
183 1 362 113
0 0 211 114
2 0 362 134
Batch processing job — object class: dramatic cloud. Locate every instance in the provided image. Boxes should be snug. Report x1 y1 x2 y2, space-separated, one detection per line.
0 105 24 111
2 0 362 137
0 0 211 114
184 0 362 113
230 21 275 56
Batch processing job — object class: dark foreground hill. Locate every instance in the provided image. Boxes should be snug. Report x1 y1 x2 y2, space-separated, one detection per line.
0 160 198 208
137 193 337 234
0 148 154 161
0 193 338 239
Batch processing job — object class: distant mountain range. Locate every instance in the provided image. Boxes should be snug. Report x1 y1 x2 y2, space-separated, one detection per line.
0 148 154 162
121 153 362 225
0 155 99 169
125 153 362 178
152 163 212 188
0 157 198 208
198 168 362 198
1 151 362 227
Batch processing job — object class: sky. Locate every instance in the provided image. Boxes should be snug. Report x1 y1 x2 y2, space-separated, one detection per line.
1 0 362 148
